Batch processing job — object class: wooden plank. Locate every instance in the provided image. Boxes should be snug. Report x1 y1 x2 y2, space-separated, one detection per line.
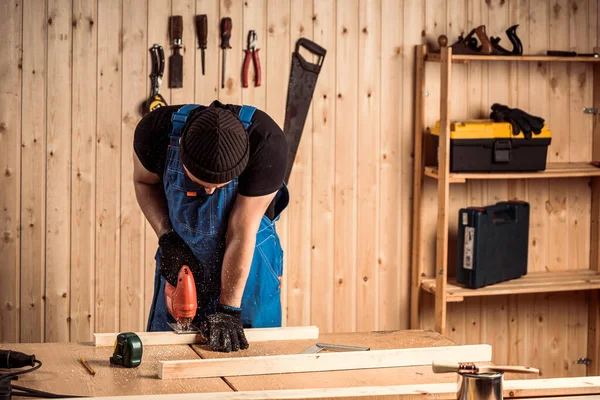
334 0 359 333
310 0 335 333
0 342 230 396
194 0 219 104
159 344 493 379
120 0 148 332
0 0 22 343
95 0 122 335
355 0 381 332
45 0 72 343
403 1 424 331
194 330 457 392
171 0 195 104
410 45 427 329
434 46 452 335
566 1 592 377
425 163 600 182
219 0 243 103
587 0 600 378
426 53 600 63
286 0 313 327
145 0 172 326
265 0 290 324
20 0 47 344
94 325 319 346
48 376 600 400
588 72 600 373
378 0 402 331
71 0 98 343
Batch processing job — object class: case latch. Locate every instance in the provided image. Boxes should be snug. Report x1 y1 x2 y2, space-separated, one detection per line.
493 140 511 163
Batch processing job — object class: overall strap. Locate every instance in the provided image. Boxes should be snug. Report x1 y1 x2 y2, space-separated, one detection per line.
171 104 201 137
238 105 257 130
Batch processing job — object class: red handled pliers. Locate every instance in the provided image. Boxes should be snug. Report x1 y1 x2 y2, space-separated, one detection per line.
242 30 261 87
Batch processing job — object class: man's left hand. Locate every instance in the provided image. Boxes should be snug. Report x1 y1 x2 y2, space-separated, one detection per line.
204 305 249 352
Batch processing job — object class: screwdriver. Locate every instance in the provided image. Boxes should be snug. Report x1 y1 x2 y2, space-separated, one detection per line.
220 17 232 89
195 14 207 75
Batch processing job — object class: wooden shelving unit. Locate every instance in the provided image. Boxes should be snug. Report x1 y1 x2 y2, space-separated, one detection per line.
410 44 600 375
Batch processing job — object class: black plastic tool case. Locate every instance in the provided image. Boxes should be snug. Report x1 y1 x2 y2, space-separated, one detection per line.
456 201 530 289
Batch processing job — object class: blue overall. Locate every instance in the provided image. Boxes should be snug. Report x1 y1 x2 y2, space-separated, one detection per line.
146 104 289 331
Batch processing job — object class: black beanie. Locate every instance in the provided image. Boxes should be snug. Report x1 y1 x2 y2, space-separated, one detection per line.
180 107 249 184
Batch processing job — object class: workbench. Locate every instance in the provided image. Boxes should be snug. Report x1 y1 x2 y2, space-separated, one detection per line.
2 330 600 399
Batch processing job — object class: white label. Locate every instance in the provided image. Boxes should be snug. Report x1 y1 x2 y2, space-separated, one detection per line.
462 212 468 225
463 227 475 270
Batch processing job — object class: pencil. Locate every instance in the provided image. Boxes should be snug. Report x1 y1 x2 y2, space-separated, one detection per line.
79 357 96 376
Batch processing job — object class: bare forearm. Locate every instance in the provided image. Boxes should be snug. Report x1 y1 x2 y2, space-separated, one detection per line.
134 181 171 237
219 233 256 308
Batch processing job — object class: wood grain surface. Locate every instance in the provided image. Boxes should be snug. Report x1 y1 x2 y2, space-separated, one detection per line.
0 342 231 396
191 330 461 391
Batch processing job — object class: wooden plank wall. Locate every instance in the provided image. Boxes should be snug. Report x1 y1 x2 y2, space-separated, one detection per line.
0 0 598 378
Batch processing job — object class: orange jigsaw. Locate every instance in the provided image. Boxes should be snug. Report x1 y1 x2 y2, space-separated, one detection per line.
164 265 199 333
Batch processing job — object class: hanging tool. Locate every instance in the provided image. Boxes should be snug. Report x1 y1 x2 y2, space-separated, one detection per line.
282 37 326 183
169 15 183 88
164 265 201 333
220 17 232 89
110 332 143 368
300 343 370 354
195 14 208 75
242 30 261 88
144 44 167 114
432 360 540 375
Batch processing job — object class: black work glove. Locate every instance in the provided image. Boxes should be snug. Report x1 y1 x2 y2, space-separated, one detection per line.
203 304 249 352
158 229 200 287
490 103 545 139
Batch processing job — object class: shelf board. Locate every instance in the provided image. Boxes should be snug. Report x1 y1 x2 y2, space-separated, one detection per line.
425 52 600 63
424 162 600 183
421 270 600 302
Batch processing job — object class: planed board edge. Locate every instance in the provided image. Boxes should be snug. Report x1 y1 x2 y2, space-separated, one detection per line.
61 376 600 400
159 344 492 379
93 326 319 347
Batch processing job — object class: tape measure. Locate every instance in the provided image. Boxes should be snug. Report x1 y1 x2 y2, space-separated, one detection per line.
110 332 143 368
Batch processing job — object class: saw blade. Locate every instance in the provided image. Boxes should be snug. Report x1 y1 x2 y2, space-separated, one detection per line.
168 321 202 334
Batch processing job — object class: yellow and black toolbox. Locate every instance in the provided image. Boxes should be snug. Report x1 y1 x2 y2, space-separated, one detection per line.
429 120 552 172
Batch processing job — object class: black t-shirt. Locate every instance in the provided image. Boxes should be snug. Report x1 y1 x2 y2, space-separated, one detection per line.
134 101 287 219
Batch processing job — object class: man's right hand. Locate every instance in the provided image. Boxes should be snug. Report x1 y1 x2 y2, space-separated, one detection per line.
158 230 200 287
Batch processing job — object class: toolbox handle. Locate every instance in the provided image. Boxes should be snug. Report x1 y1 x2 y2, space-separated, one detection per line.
491 202 518 225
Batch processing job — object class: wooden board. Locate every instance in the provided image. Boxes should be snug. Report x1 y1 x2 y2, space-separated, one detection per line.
0 342 230 397
70 0 97 343
193 330 455 390
45 0 72 343
159 344 492 379
120 0 148 332
356 0 381 332
286 0 314 329
192 330 462 391
310 0 336 333
0 0 22 343
144 0 173 327
95 0 122 335
94 325 319 346
334 0 359 333
68 376 600 400
21 0 47 344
